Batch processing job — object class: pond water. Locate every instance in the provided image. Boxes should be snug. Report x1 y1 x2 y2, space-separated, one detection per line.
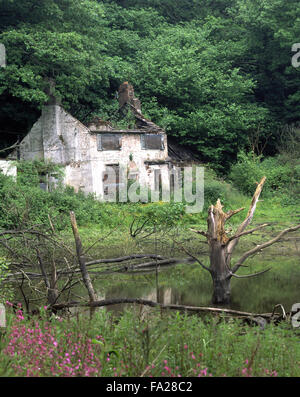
11 240 300 317
89 260 300 315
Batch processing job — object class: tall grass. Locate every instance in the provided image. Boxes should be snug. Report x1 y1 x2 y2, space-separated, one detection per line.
0 304 299 377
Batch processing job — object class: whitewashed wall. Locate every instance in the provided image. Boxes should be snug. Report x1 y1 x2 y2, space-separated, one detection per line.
15 104 171 200
0 160 17 180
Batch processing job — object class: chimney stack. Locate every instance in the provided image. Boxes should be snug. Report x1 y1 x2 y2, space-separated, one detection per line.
44 78 61 106
118 82 141 113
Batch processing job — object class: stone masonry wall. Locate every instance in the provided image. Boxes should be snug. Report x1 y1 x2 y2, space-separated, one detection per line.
16 104 170 200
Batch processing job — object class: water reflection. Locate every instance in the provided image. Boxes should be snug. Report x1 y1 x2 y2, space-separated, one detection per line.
12 260 300 316
100 267 300 315
103 284 213 315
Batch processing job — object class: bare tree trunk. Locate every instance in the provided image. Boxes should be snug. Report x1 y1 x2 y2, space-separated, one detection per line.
211 274 231 304
207 202 233 304
189 177 300 304
70 211 96 303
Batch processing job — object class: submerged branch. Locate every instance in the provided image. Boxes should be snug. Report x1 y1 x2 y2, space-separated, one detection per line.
176 242 211 273
85 254 166 267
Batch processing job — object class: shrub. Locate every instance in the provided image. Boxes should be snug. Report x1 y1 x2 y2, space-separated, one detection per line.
128 202 186 229
15 160 64 188
0 170 109 230
229 152 297 199
229 152 264 196
0 257 14 304
260 157 294 192
204 180 227 208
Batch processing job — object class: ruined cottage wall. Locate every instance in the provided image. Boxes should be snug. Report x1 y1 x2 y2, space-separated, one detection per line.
0 160 17 180
18 105 95 195
17 104 171 200
44 106 94 195
88 132 169 199
146 163 170 193
18 118 44 160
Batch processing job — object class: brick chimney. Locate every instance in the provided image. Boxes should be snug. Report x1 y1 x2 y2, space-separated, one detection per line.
44 78 61 105
118 82 141 113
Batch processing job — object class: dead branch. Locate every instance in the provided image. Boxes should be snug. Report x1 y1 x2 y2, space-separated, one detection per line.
60 257 195 276
48 214 56 233
227 177 266 255
271 304 287 319
226 223 270 243
225 207 245 220
36 248 50 290
118 257 196 272
189 229 208 238
18 273 30 313
175 241 211 273
231 224 300 274
0 227 75 259
228 268 271 279
3 256 194 282
82 227 118 256
0 141 19 153
141 345 167 377
48 254 58 305
0 226 48 237
36 247 57 306
3 271 43 281
85 254 166 267
130 218 151 238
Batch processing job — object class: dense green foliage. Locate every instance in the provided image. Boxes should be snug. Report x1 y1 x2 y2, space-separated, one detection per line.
0 165 108 230
229 124 300 200
1 0 300 171
0 257 13 304
229 151 300 199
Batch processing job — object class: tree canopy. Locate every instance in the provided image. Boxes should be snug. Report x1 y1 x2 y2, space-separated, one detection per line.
0 0 299 172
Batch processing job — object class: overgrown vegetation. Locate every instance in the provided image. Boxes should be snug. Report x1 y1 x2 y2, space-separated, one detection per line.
0 306 299 377
0 257 13 304
0 163 191 231
1 0 300 172
0 0 300 378
0 160 242 231
0 154 298 235
229 151 300 200
0 167 104 230
0 162 299 377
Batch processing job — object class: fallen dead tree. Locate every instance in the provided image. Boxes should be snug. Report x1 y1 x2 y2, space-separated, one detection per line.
49 298 287 328
3 256 195 281
50 297 272 317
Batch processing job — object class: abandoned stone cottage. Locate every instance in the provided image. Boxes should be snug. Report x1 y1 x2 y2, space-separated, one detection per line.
8 82 199 200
